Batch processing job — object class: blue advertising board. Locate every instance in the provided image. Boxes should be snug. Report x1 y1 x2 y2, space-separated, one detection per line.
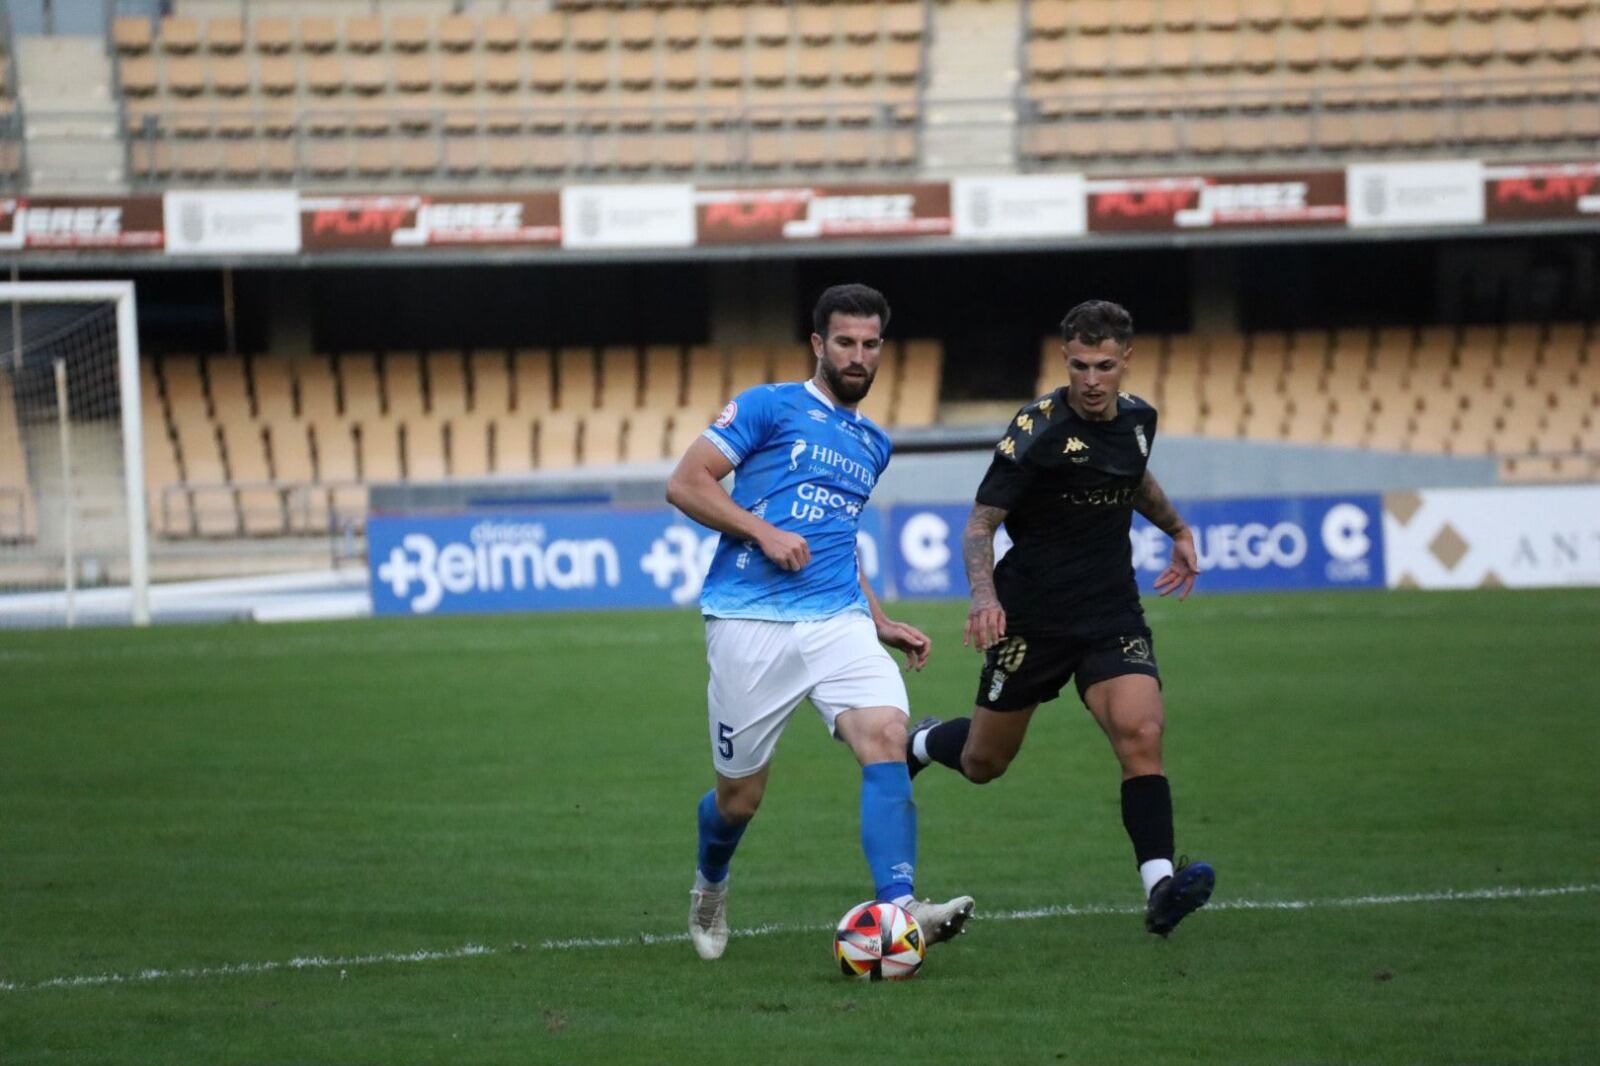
368 506 887 616
887 494 1385 600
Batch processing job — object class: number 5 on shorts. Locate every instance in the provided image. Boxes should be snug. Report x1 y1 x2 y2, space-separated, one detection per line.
717 722 734 759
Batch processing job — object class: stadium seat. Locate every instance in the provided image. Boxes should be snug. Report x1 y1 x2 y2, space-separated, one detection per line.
385 353 427 419
425 352 469 418
450 416 493 478
727 346 772 397
896 340 943 427
310 416 358 487
857 345 899 426
683 346 727 419
466 351 510 416
557 348 599 411
405 416 449 481
512 349 555 413
491 416 535 474
339 353 384 422
537 411 581 468
219 420 284 536
641 346 684 410
289 356 336 425
358 418 404 483
598 347 642 410
666 410 709 458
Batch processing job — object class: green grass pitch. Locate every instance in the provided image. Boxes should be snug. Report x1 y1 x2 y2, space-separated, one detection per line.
3 588 1597 1065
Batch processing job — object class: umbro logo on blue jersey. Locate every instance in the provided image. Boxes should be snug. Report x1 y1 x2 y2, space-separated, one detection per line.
807 409 829 423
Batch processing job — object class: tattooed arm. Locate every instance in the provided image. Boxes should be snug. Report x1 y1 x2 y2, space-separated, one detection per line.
962 503 1009 650
1133 470 1199 600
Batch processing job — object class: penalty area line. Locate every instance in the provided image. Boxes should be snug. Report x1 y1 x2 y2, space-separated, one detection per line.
3 883 1594 993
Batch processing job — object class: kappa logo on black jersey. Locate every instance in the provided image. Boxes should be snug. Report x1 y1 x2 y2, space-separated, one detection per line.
1015 412 1035 435
1037 398 1054 419
1063 437 1089 463
997 436 1017 458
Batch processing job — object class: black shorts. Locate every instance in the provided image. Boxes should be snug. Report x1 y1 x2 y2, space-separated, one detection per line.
974 628 1161 711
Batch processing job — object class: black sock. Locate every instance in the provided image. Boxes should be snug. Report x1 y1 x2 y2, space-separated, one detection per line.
1120 774 1174 869
924 718 972 776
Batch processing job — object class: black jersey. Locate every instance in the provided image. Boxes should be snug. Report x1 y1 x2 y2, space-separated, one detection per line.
974 390 1157 638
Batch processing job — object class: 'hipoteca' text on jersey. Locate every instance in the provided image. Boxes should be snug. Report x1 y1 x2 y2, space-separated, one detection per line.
976 390 1157 638
700 379 892 621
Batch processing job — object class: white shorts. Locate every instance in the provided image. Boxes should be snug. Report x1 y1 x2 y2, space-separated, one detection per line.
704 612 909 778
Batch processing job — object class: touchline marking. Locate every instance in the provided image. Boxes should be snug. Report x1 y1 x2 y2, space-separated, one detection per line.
542 883 1600 950
0 945 495 994
3 883 1593 993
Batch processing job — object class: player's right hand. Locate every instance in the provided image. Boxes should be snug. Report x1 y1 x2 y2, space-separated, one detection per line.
760 528 811 571
964 601 1007 651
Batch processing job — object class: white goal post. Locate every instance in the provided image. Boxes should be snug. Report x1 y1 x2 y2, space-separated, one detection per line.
0 281 148 626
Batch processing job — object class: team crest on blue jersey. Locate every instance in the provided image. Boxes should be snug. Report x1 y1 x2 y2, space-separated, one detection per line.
715 401 737 428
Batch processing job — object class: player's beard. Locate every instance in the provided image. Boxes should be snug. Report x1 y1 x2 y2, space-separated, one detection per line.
821 359 874 404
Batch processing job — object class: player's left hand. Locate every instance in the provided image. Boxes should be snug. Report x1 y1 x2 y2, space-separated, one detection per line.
877 620 931 671
1154 528 1199 600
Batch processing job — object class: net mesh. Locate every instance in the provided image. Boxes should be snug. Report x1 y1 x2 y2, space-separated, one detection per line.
0 299 133 624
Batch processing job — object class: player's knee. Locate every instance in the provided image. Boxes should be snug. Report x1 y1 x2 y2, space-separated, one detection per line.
850 714 907 764
961 750 1011 784
1116 717 1164 762
718 784 765 823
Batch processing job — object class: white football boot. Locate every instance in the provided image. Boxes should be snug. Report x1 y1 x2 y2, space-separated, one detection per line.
904 894 976 945
688 877 730 960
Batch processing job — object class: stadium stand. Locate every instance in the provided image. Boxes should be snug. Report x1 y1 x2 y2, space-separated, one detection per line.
0 369 37 542
1034 321 1596 465
111 3 926 184
0 26 18 187
132 339 946 537
1021 0 1600 165
128 325 1593 540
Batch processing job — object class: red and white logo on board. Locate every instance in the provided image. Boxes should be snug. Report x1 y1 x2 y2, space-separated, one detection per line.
714 401 738 428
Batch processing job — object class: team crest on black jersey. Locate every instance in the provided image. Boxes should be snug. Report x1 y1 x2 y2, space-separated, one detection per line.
1134 425 1149 456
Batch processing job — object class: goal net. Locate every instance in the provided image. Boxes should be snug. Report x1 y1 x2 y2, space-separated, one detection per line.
0 282 148 626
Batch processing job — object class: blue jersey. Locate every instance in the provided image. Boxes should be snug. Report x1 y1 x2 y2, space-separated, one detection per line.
699 380 892 621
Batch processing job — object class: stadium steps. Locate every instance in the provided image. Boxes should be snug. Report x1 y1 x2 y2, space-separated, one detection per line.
14 36 125 191
920 0 1020 173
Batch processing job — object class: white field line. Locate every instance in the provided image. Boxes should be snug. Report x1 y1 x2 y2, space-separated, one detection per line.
3 883 1594 994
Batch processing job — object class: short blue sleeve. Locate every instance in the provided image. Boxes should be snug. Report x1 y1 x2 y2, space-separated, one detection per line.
702 386 778 467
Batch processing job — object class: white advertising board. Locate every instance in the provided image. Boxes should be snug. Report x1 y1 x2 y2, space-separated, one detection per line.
560 185 696 249
1383 485 1600 589
951 175 1087 240
1346 161 1485 229
163 190 302 255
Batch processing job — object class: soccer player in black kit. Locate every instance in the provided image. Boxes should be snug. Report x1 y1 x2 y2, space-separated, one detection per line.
907 299 1215 937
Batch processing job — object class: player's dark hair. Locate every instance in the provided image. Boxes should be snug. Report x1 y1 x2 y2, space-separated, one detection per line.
812 284 891 338
1061 300 1134 349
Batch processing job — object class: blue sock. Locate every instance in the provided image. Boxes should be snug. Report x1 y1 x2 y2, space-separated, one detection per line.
860 761 917 902
696 789 747 883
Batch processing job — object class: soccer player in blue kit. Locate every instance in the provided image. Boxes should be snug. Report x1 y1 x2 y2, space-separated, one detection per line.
666 283 975 961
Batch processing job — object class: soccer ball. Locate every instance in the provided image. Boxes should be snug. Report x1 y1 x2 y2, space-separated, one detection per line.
833 900 924 981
